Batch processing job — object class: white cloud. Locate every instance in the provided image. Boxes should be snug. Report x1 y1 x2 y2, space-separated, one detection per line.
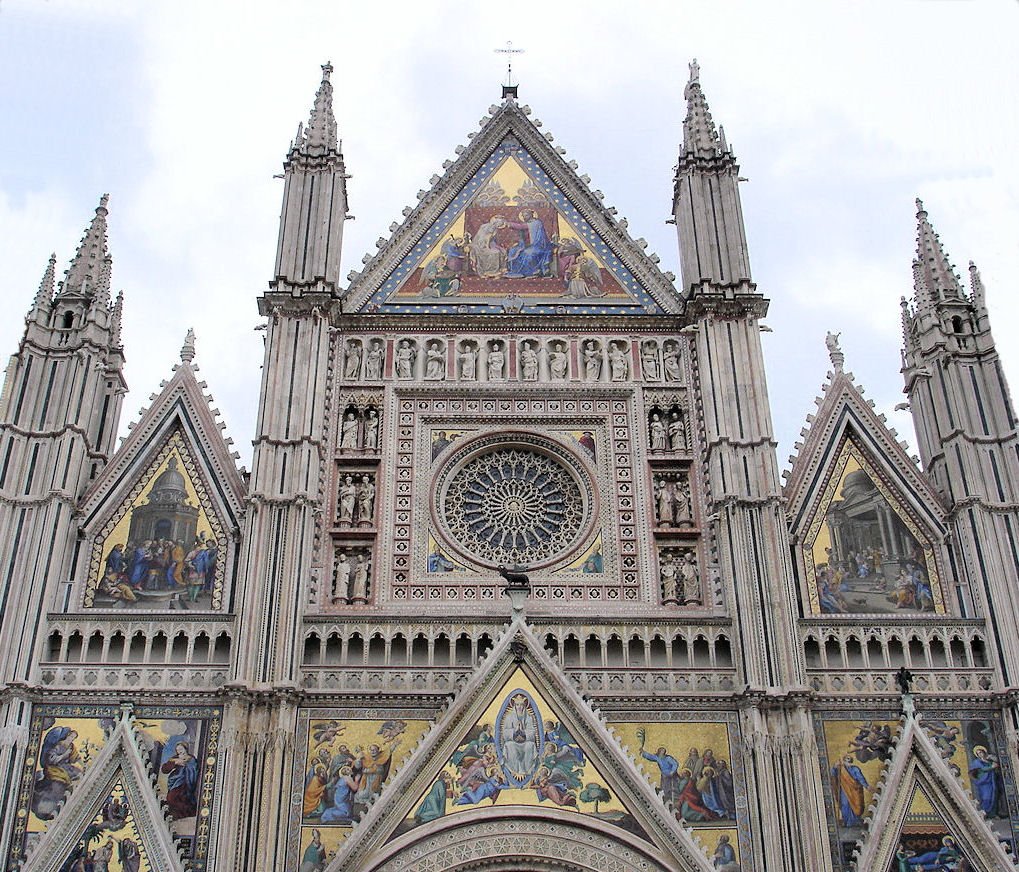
0 0 1016 469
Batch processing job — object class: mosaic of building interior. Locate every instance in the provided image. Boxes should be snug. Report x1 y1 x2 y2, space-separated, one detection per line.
1 61 1018 871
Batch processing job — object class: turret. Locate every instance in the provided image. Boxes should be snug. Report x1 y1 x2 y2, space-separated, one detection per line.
901 199 1019 684
225 65 346 871
0 195 126 687
672 63 832 870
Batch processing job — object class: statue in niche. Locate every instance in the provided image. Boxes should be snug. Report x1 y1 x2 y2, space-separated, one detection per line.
663 342 682 382
549 342 568 380
338 475 357 524
459 344 477 380
656 479 676 526
333 552 351 602
674 478 692 525
680 551 701 604
357 476 375 524
656 478 691 527
520 341 539 381
660 552 679 605
608 344 628 381
583 341 602 381
487 342 505 380
641 342 659 380
668 411 686 451
340 411 360 451
363 409 379 452
425 341 446 380
365 339 384 380
350 553 371 602
395 340 415 379
649 413 667 451
344 341 362 380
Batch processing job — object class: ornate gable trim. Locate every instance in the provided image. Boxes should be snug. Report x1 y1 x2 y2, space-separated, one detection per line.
20 711 184 872
79 359 245 526
326 619 713 872
341 99 682 316
784 370 946 539
851 706 1017 871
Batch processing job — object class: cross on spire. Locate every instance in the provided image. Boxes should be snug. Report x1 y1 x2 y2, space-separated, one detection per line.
495 41 524 98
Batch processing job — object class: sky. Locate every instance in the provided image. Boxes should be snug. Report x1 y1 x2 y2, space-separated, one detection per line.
1 1 1017 471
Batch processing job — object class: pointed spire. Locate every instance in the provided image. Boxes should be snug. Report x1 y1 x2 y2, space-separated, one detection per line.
682 59 720 158
59 194 110 299
968 260 986 308
299 62 338 152
913 197 963 304
180 327 196 364
110 290 124 347
900 296 914 347
33 252 57 310
94 253 113 307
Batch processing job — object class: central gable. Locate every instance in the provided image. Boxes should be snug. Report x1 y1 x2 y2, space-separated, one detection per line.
345 99 682 316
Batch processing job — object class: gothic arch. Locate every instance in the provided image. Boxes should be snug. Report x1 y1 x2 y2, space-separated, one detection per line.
367 809 684 872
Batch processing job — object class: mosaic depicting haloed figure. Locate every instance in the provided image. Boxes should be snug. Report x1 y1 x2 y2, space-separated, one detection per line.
635 728 736 823
302 720 408 826
31 725 92 820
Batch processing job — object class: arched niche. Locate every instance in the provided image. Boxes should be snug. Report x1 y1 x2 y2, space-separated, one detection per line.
359 808 690 872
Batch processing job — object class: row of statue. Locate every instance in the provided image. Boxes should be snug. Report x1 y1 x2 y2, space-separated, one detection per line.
340 337 687 383
339 407 380 453
649 408 688 452
654 475 693 527
332 550 371 604
337 474 375 526
660 549 701 606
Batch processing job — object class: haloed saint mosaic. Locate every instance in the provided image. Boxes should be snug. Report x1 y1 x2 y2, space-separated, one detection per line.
362 139 665 315
817 713 1018 869
7 705 221 869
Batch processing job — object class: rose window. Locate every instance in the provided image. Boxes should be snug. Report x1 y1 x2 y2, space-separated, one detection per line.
434 437 592 569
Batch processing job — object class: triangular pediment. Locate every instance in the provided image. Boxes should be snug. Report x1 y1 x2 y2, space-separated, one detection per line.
785 369 949 616
18 713 184 872
325 621 713 872
76 353 245 613
851 710 1016 871
343 100 682 316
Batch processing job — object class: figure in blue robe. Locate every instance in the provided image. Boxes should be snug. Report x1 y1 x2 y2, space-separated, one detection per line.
321 772 356 822
969 747 1002 816
105 545 125 579
413 772 450 823
128 545 149 587
897 836 963 870
505 209 553 278
454 773 504 805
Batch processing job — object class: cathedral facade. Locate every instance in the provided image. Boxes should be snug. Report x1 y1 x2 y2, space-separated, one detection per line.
1 62 1018 872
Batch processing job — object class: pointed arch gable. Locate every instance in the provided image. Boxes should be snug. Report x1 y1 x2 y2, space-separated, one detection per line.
785 372 950 617
74 363 244 613
81 424 229 610
17 714 184 872
852 713 1017 871
321 621 714 872
801 433 947 616
368 810 680 872
342 101 682 316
